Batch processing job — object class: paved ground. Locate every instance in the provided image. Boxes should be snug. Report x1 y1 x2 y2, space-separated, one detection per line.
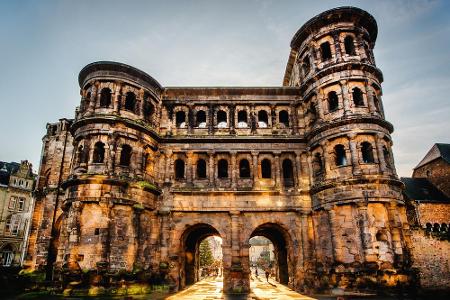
166 276 316 300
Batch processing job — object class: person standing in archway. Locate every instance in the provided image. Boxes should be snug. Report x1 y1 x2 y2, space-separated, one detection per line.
265 268 270 282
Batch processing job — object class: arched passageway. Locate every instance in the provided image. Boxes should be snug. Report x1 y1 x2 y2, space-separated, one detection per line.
181 224 222 287
249 223 290 285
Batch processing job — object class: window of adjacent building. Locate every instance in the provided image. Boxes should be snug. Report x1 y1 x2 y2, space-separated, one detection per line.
8 197 16 210
176 111 186 128
344 36 356 55
100 88 112 107
217 110 227 128
279 110 289 127
261 159 271 178
282 159 294 187
196 159 207 179
361 142 375 163
218 159 228 178
119 144 132 167
237 110 248 128
18 198 25 211
1 245 14 267
328 91 339 112
334 144 347 166
124 92 136 112
352 87 364 107
320 42 332 61
196 110 207 128
239 159 251 178
258 110 268 128
175 159 185 179
10 215 20 236
5 216 11 233
93 142 105 163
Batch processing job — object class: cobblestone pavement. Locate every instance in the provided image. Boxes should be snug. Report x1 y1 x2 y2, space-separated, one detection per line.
166 276 316 300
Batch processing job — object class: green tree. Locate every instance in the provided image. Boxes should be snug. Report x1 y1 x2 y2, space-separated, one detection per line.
199 239 214 267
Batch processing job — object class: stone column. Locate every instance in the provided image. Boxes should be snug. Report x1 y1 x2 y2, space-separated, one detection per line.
376 133 387 174
138 89 145 117
294 151 302 188
208 151 215 187
386 203 404 257
333 33 342 62
164 150 173 183
348 133 361 175
135 148 143 177
357 202 370 262
365 81 376 114
320 141 330 179
231 151 237 189
114 83 121 113
326 206 339 262
291 104 299 134
186 151 193 185
229 104 235 134
274 152 281 189
315 93 325 120
159 210 170 264
251 151 258 189
188 105 194 134
306 151 314 185
300 213 311 269
88 86 97 114
340 80 351 116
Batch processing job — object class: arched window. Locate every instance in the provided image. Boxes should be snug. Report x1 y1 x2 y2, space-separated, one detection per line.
344 36 355 55
119 144 132 166
313 153 323 175
279 110 289 127
1 244 14 266
93 142 105 163
441 223 448 232
352 87 364 107
239 159 250 178
176 111 186 128
373 96 381 112
361 142 375 163
258 110 268 128
100 88 112 107
218 159 228 178
433 223 441 232
309 104 317 124
383 146 392 168
282 159 294 187
77 145 85 164
320 41 332 61
261 159 271 178
196 159 207 179
425 222 432 232
175 159 185 179
237 110 248 128
124 92 136 112
334 144 347 166
302 56 311 76
196 110 207 128
217 110 227 128
143 101 154 121
328 91 339 111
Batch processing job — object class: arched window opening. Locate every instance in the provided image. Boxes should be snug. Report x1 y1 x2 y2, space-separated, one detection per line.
175 159 185 179
433 223 440 232
320 42 332 61
176 111 186 128
143 101 154 121
218 159 228 178
344 36 356 55
373 96 381 112
261 159 272 179
383 146 392 168
100 88 112 107
279 110 289 127
308 104 317 124
441 223 448 232
196 159 207 179
258 110 268 128
196 110 207 128
217 110 227 128
425 222 432 232
302 56 311 76
124 92 136 112
143 152 149 172
1 244 14 266
376 230 388 242
352 87 364 107
237 110 248 128
119 144 132 167
328 91 339 112
361 142 375 163
334 144 347 166
313 153 323 175
93 142 105 163
239 159 250 178
77 145 85 164
282 159 294 187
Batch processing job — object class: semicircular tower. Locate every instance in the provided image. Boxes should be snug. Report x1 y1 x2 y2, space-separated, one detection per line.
57 62 164 272
284 7 411 289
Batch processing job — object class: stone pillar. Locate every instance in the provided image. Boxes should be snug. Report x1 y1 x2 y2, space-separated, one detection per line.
138 89 144 117
340 80 351 116
357 202 370 262
164 150 173 183
251 151 258 189
365 81 376 114
315 93 325 120
376 133 387 174
300 213 311 269
229 104 235 134
159 210 170 264
135 148 143 177
186 151 194 185
274 152 281 189
291 104 299 134
326 206 339 262
333 33 342 62
208 151 215 187
386 203 404 257
306 151 314 185
188 105 194 134
348 133 362 175
88 86 97 114
320 141 330 179
231 151 237 189
114 83 121 113
294 151 302 188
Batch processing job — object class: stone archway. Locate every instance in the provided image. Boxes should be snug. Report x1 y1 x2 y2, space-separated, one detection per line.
249 223 292 285
181 223 222 287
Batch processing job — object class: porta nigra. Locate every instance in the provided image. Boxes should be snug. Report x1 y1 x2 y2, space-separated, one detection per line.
25 7 413 293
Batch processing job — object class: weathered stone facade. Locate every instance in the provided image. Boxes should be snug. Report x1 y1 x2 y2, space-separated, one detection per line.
26 7 413 293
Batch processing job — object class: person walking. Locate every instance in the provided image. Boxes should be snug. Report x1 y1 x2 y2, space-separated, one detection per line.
265 268 270 282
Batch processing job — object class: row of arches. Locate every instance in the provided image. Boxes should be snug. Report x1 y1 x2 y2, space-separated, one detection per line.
79 141 133 167
174 108 290 129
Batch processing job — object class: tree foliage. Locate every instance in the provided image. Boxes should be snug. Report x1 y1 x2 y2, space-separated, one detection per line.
199 239 214 267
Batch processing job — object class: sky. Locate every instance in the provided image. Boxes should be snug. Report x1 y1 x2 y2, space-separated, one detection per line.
0 0 449 177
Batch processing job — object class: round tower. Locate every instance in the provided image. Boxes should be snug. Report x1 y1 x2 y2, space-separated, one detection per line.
285 7 411 290
57 62 163 274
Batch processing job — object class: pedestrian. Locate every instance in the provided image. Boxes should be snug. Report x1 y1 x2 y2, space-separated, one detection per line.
265 269 270 282
255 268 259 277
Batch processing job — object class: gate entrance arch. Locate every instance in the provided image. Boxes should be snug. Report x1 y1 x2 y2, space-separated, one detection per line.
181 223 222 287
249 223 292 285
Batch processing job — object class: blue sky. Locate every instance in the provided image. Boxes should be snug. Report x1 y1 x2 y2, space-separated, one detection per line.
0 0 449 176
